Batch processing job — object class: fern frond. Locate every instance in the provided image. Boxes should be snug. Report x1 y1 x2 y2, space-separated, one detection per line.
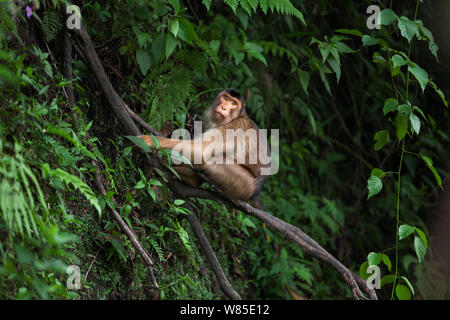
219 0 306 25
224 0 239 13
0 153 45 238
258 40 299 67
149 238 165 262
42 163 102 216
45 126 99 161
42 11 61 41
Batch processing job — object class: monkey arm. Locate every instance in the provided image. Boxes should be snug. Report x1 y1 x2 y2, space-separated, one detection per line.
139 134 232 165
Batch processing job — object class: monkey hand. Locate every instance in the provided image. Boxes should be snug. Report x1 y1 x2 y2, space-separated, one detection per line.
138 135 154 147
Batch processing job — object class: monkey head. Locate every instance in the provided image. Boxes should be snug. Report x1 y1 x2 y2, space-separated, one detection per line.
207 90 247 127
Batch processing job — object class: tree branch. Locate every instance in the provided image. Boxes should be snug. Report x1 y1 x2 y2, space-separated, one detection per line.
92 160 159 289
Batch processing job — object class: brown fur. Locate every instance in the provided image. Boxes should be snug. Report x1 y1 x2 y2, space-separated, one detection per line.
139 90 270 207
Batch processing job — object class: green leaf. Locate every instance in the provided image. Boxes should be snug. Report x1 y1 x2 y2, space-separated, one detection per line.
168 149 192 166
47 167 102 216
370 168 386 179
392 54 407 68
125 135 152 153
318 45 330 63
414 236 427 263
168 0 180 13
136 49 152 76
401 276 415 296
414 227 428 247
178 17 199 45
413 106 427 121
380 274 396 287
149 179 163 187
399 224 415 240
174 199 186 206
383 98 398 115
134 29 151 48
394 113 408 141
367 252 381 266
420 154 442 186
224 0 239 13
373 130 389 151
147 187 157 202
359 261 370 280
201 0 211 10
397 16 419 42
165 34 178 60
327 55 341 83
409 113 421 135
152 33 166 62
335 42 356 53
152 135 160 149
362 35 379 46
335 29 363 37
367 176 382 200
297 69 310 94
244 42 267 66
382 254 392 271
319 69 331 95
397 105 411 119
409 63 429 92
306 108 316 135
429 81 448 107
169 19 179 38
134 180 146 189
379 9 398 26
396 284 411 300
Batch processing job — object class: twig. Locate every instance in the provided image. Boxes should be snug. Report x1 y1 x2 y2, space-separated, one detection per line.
92 160 159 289
124 104 161 136
70 20 139 136
185 204 242 300
85 249 101 282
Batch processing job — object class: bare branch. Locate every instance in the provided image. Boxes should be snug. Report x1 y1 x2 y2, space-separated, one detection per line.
124 104 161 137
92 160 159 288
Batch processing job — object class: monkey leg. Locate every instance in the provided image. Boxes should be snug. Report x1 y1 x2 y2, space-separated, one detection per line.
173 165 203 187
201 164 256 201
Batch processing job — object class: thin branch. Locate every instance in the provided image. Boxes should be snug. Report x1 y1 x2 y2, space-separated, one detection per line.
92 160 159 289
124 104 161 136
70 20 139 136
185 205 242 300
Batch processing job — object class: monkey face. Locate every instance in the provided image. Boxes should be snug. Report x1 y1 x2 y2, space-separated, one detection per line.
214 94 241 122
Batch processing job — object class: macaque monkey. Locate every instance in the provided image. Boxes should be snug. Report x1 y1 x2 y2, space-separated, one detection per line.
139 90 270 209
